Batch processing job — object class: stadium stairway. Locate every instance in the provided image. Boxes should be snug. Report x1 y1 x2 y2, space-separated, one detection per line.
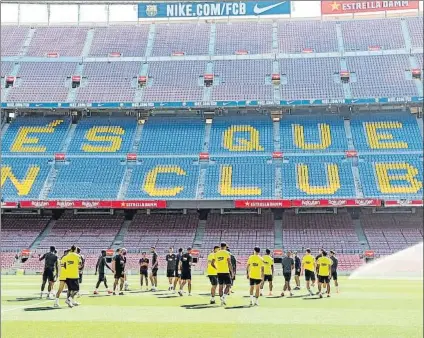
208 23 216 56
400 19 413 52
1 122 10 138
145 24 156 57
352 219 370 250
335 23 344 53
29 219 57 251
417 117 423 137
111 219 132 250
21 28 36 56
60 123 77 153
193 219 206 250
274 217 283 250
82 29 95 57
131 121 144 152
39 165 58 200
1 62 21 102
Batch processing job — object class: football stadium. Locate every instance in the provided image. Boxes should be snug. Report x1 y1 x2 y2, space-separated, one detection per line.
0 0 423 337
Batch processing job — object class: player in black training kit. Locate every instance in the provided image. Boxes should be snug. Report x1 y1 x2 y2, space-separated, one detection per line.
39 246 59 299
330 250 339 293
150 247 158 291
165 247 177 291
139 252 149 290
173 248 183 293
178 247 193 297
112 248 125 295
293 251 301 290
94 250 113 295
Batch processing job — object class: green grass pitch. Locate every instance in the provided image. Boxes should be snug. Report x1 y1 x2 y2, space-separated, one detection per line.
1 275 422 338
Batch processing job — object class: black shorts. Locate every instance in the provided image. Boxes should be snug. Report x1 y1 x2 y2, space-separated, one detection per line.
331 271 338 281
217 273 232 286
66 278 80 292
208 275 218 286
151 268 158 277
175 270 180 278
264 274 273 282
114 271 125 279
181 270 191 280
79 273 83 284
283 272 292 282
318 275 330 284
167 269 175 278
295 269 301 276
305 270 316 282
249 278 262 286
140 270 148 277
42 268 55 282
98 273 106 282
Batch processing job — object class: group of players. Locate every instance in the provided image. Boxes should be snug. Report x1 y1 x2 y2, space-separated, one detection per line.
39 242 339 308
205 243 339 306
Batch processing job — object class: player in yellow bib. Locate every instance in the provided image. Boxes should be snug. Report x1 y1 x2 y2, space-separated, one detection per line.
207 246 219 304
65 245 81 307
260 249 274 296
316 250 333 298
302 248 316 296
212 242 233 306
54 249 69 308
246 247 264 306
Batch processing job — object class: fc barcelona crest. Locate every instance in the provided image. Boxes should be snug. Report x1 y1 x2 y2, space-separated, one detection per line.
146 5 158 17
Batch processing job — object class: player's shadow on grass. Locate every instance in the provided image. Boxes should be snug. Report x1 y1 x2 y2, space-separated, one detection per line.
88 295 111 298
180 304 218 310
24 307 60 312
7 297 41 302
287 294 311 299
302 297 322 300
225 305 251 310
157 295 179 299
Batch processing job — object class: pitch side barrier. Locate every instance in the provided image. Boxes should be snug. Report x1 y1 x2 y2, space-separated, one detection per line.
2 199 423 211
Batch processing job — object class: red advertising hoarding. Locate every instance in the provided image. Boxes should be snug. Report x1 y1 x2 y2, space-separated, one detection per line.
1 201 18 208
235 200 291 208
20 200 167 209
321 1 419 14
291 199 381 207
384 200 423 207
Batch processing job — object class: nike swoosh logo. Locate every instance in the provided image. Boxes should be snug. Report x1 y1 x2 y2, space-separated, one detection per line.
253 1 286 15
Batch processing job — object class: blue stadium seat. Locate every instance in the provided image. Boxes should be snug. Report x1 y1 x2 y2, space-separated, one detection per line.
67 117 136 154
351 113 422 151
204 157 275 199
1 158 51 200
48 158 125 199
358 155 423 199
2 117 70 154
280 116 348 152
126 158 199 200
138 118 205 155
209 116 273 155
281 156 356 198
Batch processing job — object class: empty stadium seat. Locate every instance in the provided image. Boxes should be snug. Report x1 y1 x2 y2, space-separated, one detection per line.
1 158 51 200
2 116 70 154
204 157 275 199
138 117 205 155
280 115 348 152
358 155 423 199
209 116 274 154
67 117 136 154
125 158 199 200
351 113 422 151
282 156 356 198
48 158 126 200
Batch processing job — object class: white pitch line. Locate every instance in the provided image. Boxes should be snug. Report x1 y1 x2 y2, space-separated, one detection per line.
2 300 51 314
